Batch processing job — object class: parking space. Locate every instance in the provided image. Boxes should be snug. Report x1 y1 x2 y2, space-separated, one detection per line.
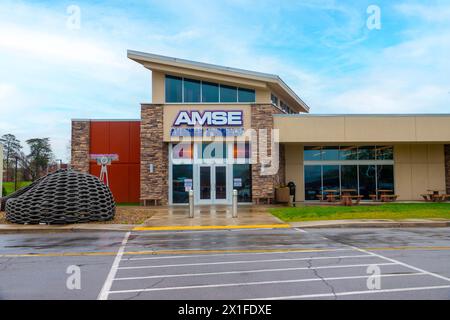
1 228 449 300
99 228 450 300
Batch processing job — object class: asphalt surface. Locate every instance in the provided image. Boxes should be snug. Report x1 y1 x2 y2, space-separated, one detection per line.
0 228 450 300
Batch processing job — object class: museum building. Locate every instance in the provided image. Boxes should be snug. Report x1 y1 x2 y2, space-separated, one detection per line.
71 50 450 205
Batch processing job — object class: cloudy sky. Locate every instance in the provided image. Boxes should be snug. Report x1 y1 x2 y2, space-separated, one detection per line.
0 0 449 160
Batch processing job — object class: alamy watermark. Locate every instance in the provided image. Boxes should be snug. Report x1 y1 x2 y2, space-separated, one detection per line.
367 5 381 30
66 5 81 30
66 265 81 290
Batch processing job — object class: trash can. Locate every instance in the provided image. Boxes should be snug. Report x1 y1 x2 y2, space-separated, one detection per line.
287 181 296 206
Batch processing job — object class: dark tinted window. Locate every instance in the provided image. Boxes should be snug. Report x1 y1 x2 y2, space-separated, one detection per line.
341 165 358 191
359 165 376 199
184 78 200 103
322 165 340 192
172 165 193 204
304 147 322 161
220 85 237 102
358 146 376 160
233 164 252 203
377 146 394 160
202 81 219 103
305 165 322 200
165 75 182 103
377 165 394 191
322 147 339 161
339 146 358 160
238 88 255 102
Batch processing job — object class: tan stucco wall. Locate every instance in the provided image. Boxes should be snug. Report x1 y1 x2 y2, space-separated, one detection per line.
284 143 446 202
152 71 165 104
274 115 450 143
394 144 446 200
284 144 304 202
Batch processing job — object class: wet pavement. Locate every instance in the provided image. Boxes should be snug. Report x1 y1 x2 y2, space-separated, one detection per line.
140 205 285 227
0 228 450 300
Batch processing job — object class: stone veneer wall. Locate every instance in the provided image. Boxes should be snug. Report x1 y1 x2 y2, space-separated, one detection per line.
250 104 285 201
140 104 169 205
71 120 90 173
446 145 450 194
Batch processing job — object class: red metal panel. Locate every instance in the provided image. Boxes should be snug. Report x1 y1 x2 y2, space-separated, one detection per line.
109 122 130 163
90 122 109 155
128 164 140 203
89 121 141 204
129 122 141 163
107 164 129 203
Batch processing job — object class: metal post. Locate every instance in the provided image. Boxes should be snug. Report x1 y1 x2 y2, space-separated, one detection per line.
189 190 194 218
232 189 238 218
14 157 18 191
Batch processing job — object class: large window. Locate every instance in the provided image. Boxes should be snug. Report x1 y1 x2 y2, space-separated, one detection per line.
238 88 256 103
165 75 183 103
202 81 219 102
165 75 255 103
184 78 201 103
233 164 252 202
304 165 322 201
304 146 394 200
172 165 193 204
220 85 238 103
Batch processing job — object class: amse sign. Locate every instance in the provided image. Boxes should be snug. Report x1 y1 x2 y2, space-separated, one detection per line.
173 110 243 127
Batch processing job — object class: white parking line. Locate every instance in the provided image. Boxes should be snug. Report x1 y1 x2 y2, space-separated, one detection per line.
114 262 397 281
122 248 353 261
350 245 450 283
97 232 131 300
118 254 375 270
109 273 425 295
252 285 450 300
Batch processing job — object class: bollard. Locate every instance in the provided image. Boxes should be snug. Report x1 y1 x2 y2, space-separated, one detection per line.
232 189 238 218
189 190 194 218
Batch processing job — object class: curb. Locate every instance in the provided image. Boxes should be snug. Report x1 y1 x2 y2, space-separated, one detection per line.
289 220 450 229
0 224 136 233
133 224 291 231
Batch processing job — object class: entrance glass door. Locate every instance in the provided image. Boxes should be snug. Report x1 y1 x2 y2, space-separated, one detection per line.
197 165 229 204
215 166 227 201
199 166 212 200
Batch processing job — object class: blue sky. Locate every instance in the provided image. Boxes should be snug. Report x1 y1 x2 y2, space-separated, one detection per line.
0 0 449 159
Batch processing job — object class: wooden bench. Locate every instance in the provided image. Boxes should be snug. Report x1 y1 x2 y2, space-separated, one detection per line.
432 194 447 202
351 195 364 205
380 194 398 202
254 197 273 205
140 198 161 206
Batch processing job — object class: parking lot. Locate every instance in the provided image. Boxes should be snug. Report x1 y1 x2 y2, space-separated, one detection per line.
1 227 450 300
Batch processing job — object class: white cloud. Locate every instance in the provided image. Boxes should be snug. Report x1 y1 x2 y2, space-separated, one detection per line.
396 3 450 23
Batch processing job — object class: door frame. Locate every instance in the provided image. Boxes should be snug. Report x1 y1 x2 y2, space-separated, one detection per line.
195 164 231 205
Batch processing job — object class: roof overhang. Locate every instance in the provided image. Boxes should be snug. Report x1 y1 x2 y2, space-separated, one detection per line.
127 50 309 113
274 114 450 143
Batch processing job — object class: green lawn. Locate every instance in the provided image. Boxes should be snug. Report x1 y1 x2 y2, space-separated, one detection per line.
270 203 450 222
2 181 32 196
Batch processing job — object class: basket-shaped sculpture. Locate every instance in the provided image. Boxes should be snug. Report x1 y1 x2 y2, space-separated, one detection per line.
4 169 115 225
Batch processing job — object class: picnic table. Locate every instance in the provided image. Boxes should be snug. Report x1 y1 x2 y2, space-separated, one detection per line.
322 189 339 202
421 190 448 202
341 189 357 206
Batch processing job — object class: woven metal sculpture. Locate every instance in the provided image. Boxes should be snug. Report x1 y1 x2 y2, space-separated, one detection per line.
4 169 115 225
